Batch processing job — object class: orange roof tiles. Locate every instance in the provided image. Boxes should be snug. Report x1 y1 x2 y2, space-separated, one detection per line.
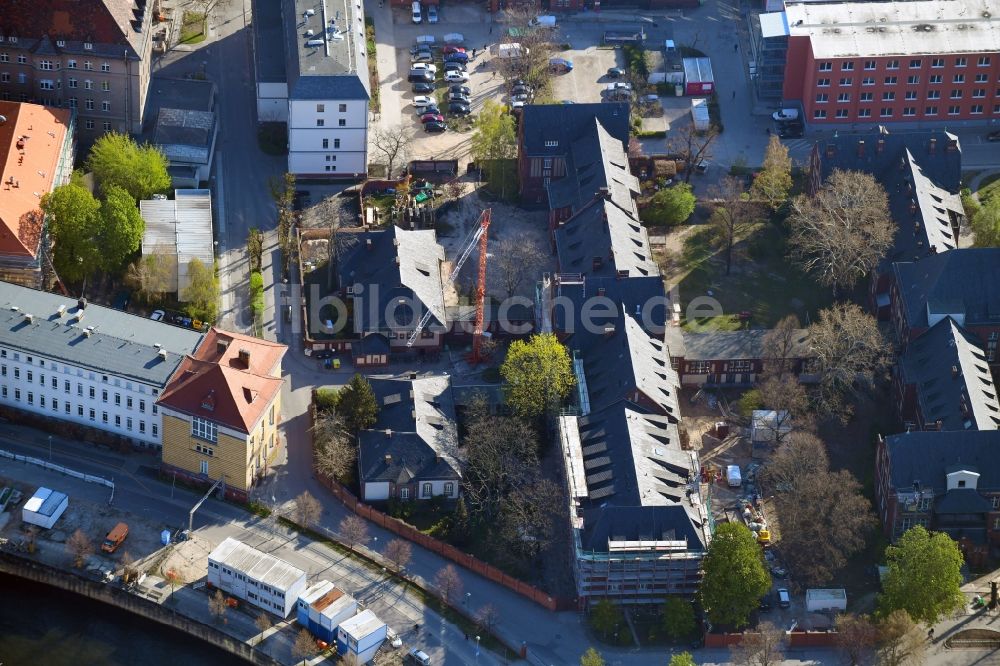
0 101 72 258
157 328 287 433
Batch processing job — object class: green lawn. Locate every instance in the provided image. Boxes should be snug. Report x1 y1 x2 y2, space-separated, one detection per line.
677 222 836 330
179 11 206 44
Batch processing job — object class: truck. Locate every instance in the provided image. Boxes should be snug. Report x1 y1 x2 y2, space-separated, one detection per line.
101 522 129 553
498 43 528 59
806 588 848 613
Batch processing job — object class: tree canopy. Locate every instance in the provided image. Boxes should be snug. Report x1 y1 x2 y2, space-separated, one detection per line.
700 522 771 628
500 333 574 419
750 135 793 210
641 183 696 227
86 132 171 201
470 100 517 198
669 653 697 666
580 647 606 666
971 199 1000 247
879 526 965 624
180 257 219 323
337 374 379 433
98 184 145 271
41 183 102 283
662 597 697 640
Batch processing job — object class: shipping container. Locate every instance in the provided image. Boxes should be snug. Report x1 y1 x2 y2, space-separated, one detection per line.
683 57 715 96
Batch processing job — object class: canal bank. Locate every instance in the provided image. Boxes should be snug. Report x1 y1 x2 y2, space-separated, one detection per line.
0 552 272 666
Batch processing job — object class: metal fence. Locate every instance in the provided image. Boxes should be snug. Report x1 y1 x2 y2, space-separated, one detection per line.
0 448 115 502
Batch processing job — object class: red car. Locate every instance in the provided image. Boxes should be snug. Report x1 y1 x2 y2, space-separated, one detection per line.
442 45 466 55
420 112 445 123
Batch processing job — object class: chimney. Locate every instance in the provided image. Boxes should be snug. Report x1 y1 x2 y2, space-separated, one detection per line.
857 140 865 158
56 304 65 317
592 256 603 271
603 324 615 338
597 287 606 297
935 419 943 431
951 364 959 378
77 297 87 310
929 137 937 154
877 138 885 154
23 313 33 323
216 340 229 355
384 454 392 464
158 348 167 360
909 201 917 214
385 428 393 438
597 186 610 199
366 238 373 250
409 371 418 380
238 348 251 367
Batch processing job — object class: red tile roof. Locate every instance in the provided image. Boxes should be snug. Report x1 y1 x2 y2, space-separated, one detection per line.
0 0 138 46
157 328 287 433
0 102 72 258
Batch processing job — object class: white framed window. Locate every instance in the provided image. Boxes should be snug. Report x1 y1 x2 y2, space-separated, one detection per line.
0 54 8 63
886 59 899 70
83 61 93 70
101 81 110 92
925 106 938 116
67 59 77 69
422 482 432 498
931 58 944 68
928 90 940 100
192 416 218 443
864 60 876 70
101 100 110 111
68 78 77 88
862 77 874 86
100 62 109 71
880 107 893 117
818 61 832 72
929 75 942 84
338 103 347 112
400 487 409 500
978 56 991 67
103 121 111 130
955 57 967 67
39 60 53 70
200 460 209 474
902 107 916 117
835 109 849 118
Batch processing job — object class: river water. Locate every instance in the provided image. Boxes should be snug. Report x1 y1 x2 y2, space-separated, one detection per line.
0 573 248 666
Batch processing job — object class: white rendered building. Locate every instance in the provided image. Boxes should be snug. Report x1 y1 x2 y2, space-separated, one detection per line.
208 537 307 618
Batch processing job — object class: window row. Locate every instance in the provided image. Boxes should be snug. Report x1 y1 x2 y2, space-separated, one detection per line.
817 89 992 102
0 386 154 435
817 76 997 87
814 104 994 118
818 56 992 72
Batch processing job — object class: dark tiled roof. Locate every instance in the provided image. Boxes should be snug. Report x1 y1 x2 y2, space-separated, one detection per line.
520 103 630 157
884 430 1000 494
357 375 461 484
336 226 446 333
665 328 811 361
555 197 658 279
893 249 1000 329
900 317 1000 431
547 118 639 215
553 276 667 338
815 128 963 267
0 0 150 56
580 504 707 553
934 488 992 514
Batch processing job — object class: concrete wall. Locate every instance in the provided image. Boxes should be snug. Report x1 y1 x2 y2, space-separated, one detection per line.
0 551 279 666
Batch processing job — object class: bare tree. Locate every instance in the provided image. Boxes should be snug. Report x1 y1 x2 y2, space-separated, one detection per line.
126 251 173 303
463 412 539 522
385 538 413 572
494 239 547 298
164 568 183 598
209 589 228 624
292 627 319 665
312 411 356 482
788 169 895 295
371 126 410 179
835 613 878 666
759 431 830 495
808 303 891 421
120 550 138 585
476 603 501 635
434 564 464 606
294 490 322 527
496 5 553 91
498 476 562 558
761 315 803 375
668 122 719 184
338 515 369 552
876 611 926 666
708 176 762 275
255 611 273 646
754 371 811 443
66 528 94 568
731 621 785 666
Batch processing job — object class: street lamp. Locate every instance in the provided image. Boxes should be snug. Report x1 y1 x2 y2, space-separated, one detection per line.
475 635 480 662
48 435 52 461
465 592 471 609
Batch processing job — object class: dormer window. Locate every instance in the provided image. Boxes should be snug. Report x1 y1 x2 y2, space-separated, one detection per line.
83 42 93 50
201 390 216 411
544 140 558 147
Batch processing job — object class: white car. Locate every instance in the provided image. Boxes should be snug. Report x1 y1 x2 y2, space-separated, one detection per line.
411 1 422 23
150 310 165 321
444 70 469 83
772 108 799 121
412 95 434 107
427 5 438 23
410 62 437 74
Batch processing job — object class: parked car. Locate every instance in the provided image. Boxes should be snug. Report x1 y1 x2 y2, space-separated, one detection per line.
427 4 438 23
607 66 625 78
772 108 799 121
607 81 633 93
559 100 576 104
412 51 434 63
777 121 804 138
408 648 431 665
415 105 440 116
444 70 469 82
987 130 1000 142
410 62 437 74
412 95 434 107
424 121 447 133
443 61 467 73
510 99 526 110
443 32 464 44
101 522 129 553
447 91 471 102
420 112 445 123
408 72 434 83
448 102 472 115
150 310 165 321
311 350 334 360
511 84 532 96
549 57 573 72
771 565 788 578
412 82 435 93
442 45 466 55
511 93 529 103
410 43 433 55
411 0 422 23
445 51 469 63
777 588 791 609
448 84 471 95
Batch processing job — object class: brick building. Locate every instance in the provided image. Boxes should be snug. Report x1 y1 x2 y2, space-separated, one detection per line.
776 0 1000 126
0 0 158 143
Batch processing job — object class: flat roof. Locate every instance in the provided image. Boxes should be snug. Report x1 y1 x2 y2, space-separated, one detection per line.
24 487 67 516
0 281 204 387
253 0 288 83
760 11 790 39
285 0 370 100
208 537 306 592
784 0 1000 58
339 609 384 638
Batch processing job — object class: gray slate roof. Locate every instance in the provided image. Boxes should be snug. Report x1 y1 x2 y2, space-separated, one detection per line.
548 118 639 215
358 375 462 484
284 0 370 100
553 276 668 337
934 487 993 514
580 504 707 553
893 248 1000 329
155 108 215 164
665 327 811 361
520 103 630 157
884 430 1000 494
555 197 658 279
900 317 1000 431
336 226 447 334
0 282 204 386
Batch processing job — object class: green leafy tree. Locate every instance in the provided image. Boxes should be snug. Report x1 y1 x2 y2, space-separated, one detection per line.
500 333 574 419
86 132 170 201
750 135 793 210
971 201 1000 247
580 647 606 666
41 183 102 283
180 257 219 323
662 597 696 640
641 183 696 227
878 526 965 624
737 389 763 418
127 252 173 303
98 184 145 272
470 100 517 198
338 374 379 433
669 653 697 666
589 599 620 639
700 522 771 628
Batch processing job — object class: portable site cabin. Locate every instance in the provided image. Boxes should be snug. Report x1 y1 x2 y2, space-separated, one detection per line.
806 588 847 613
336 609 388 666
683 57 715 96
690 97 710 130
750 409 792 444
22 487 68 529
207 537 307 618
296 580 358 643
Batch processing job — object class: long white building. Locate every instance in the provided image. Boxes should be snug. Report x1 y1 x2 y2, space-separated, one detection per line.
0 282 204 448
208 537 308 618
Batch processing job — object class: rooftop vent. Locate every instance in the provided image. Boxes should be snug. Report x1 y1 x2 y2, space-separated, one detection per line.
305 29 315 36
238 348 251 367
23 313 33 323
56 304 65 317
78 297 87 310
306 38 325 47
9 306 18 312
304 8 315 16
158 348 168 360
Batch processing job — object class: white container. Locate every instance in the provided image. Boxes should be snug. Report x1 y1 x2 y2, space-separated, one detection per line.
530 15 556 27
22 487 68 529
806 588 847 613
726 465 742 487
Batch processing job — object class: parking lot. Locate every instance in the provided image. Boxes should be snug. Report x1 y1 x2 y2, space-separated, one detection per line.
546 45 622 103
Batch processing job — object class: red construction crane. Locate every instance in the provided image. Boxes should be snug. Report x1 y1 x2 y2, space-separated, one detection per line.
406 208 491 361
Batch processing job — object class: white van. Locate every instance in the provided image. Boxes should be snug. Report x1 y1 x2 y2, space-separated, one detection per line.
408 648 431 665
530 15 556 27
727 465 742 487
411 1 422 23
